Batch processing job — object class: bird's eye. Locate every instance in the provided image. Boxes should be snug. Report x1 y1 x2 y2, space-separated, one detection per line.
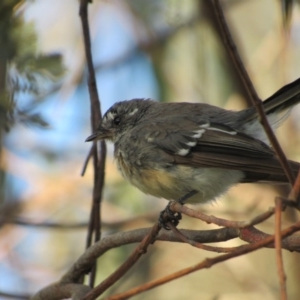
113 116 121 125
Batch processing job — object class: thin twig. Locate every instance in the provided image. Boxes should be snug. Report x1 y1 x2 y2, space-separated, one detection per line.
170 201 274 228
79 0 107 287
167 222 237 253
239 226 300 251
202 1 253 106
275 198 287 300
211 0 295 186
289 169 300 202
105 221 300 300
0 213 154 230
0 291 30 300
2 218 88 229
81 222 162 300
81 144 93 176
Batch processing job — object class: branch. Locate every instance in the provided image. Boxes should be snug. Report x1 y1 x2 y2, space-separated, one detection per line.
167 222 239 253
210 0 295 186
81 222 162 300
31 207 300 300
275 198 287 300
105 221 300 300
0 212 158 230
1 218 88 229
170 201 275 228
60 227 240 284
79 0 107 287
31 283 91 300
202 1 253 106
0 290 30 300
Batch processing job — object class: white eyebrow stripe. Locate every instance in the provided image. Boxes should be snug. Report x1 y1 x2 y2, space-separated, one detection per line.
107 112 116 120
128 108 138 116
207 127 237 135
176 148 190 156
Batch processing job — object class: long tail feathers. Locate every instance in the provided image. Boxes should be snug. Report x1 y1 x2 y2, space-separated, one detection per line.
242 159 300 184
263 78 300 114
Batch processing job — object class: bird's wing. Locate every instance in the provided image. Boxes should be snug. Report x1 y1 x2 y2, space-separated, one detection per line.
146 119 273 158
144 119 297 182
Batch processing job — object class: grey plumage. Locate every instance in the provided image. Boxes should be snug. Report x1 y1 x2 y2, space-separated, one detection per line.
86 78 300 204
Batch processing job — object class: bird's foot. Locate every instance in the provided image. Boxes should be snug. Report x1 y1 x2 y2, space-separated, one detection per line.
159 201 182 230
159 191 198 230
158 191 198 230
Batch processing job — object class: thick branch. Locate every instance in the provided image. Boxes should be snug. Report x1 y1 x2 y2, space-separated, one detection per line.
31 283 91 300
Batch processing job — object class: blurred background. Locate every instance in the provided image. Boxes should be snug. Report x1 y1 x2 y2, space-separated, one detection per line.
1 0 300 299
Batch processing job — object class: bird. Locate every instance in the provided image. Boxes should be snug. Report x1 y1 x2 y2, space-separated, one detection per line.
86 78 300 206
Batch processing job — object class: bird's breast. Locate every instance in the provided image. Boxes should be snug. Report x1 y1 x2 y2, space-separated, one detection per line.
114 146 177 198
115 150 134 181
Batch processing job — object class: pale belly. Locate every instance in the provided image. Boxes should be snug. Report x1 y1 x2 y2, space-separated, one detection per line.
116 154 244 204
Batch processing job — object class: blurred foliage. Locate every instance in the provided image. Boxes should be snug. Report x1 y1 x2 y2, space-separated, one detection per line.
127 0 198 28
8 53 64 128
0 0 64 134
1 1 300 299
0 0 64 237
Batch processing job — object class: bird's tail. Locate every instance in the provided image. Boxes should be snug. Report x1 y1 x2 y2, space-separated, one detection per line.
242 159 300 184
241 78 300 128
263 78 300 114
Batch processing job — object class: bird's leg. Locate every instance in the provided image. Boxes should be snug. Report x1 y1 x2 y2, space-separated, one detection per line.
159 190 198 230
178 190 198 204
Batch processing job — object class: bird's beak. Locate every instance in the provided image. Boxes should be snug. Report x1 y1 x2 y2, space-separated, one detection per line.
85 127 111 142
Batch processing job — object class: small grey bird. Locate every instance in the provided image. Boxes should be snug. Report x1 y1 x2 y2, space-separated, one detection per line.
86 79 300 205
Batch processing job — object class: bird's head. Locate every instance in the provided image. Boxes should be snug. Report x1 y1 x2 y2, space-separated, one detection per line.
85 99 154 143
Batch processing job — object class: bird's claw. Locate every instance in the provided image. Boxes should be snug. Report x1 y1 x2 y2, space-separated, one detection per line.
159 202 182 230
